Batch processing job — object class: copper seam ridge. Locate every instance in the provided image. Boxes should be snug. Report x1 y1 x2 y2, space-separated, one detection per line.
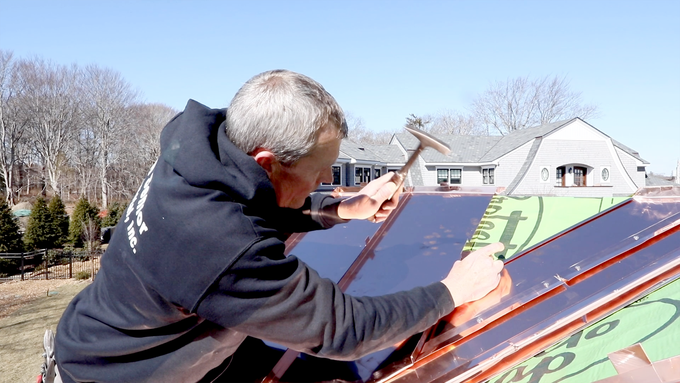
411 321 438 364
654 217 680 236
503 199 633 266
283 232 305 256
464 264 680 383
585 265 680 323
415 284 567 360
567 221 680 286
632 185 680 198
459 319 587 383
385 259 680 383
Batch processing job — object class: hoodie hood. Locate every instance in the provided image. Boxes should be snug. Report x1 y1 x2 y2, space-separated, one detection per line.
160 99 277 210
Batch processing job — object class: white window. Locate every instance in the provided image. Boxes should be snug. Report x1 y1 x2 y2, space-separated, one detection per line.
322 165 342 186
556 166 566 186
600 166 610 183
483 168 495 185
437 168 462 185
355 166 371 185
540 167 550 183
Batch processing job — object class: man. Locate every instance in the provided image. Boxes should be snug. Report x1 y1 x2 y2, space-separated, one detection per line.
54 70 504 382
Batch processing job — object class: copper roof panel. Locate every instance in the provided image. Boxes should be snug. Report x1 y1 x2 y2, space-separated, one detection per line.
379 197 680 383
270 189 495 382
268 188 680 383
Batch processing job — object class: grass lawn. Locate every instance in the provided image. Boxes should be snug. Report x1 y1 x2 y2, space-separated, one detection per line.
0 280 90 383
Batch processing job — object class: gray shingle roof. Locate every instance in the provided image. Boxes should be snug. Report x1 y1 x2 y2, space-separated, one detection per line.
339 140 404 163
393 133 502 163
646 174 676 186
393 119 573 163
612 139 649 164
361 144 405 164
479 119 572 161
351 118 648 166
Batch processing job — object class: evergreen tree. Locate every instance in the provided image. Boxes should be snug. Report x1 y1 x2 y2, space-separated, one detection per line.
0 200 23 253
24 197 55 250
101 201 127 228
69 197 101 248
0 200 23 276
48 195 70 247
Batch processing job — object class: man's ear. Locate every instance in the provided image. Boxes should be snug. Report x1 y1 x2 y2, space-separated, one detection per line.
251 148 278 178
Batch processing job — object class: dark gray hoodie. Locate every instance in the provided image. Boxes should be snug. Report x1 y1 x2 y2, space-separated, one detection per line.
55 100 453 382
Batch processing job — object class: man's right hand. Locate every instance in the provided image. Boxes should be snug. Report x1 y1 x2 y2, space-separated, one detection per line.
441 242 505 307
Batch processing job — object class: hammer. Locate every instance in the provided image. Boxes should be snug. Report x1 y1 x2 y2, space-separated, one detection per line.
390 126 451 198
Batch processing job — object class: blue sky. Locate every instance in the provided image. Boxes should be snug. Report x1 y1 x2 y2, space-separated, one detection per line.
1 0 678 174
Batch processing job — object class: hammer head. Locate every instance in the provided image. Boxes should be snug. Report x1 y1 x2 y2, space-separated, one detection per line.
405 126 451 156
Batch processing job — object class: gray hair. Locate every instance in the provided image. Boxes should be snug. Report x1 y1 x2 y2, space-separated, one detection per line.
225 70 348 165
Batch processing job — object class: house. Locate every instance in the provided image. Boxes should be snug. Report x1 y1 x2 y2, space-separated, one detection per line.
389 118 648 197
320 118 649 197
317 140 404 191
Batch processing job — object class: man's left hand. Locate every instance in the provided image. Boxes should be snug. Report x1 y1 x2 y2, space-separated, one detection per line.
337 172 401 222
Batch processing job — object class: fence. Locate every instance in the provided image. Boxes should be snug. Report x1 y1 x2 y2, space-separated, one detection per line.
0 248 102 283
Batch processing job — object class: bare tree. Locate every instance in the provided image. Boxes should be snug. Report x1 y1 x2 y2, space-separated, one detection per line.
108 103 176 198
345 112 395 145
0 50 28 204
80 65 139 207
429 109 486 136
129 103 176 166
405 113 432 130
472 75 599 135
82 217 100 255
18 58 80 196
534 75 598 125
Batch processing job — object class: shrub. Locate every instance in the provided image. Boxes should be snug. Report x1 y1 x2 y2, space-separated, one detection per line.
101 202 127 228
0 200 23 253
24 197 57 250
75 270 91 280
68 197 101 248
48 195 69 247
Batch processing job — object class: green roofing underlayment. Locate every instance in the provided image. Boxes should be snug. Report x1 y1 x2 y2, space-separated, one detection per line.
463 196 628 260
462 196 680 383
490 277 680 383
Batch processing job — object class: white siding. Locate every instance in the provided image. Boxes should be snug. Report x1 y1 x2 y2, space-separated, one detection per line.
422 165 486 186
463 166 484 186
513 139 637 196
615 147 646 188
496 140 534 187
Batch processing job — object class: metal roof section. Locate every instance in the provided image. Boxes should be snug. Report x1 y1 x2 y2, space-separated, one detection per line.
494 272 680 383
267 187 497 382
265 186 680 383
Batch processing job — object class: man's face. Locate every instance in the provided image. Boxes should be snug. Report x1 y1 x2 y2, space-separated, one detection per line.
270 128 341 209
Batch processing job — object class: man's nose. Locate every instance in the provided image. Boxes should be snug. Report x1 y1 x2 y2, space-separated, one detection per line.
319 168 333 184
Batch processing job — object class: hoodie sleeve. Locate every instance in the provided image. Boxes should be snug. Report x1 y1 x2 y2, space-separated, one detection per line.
267 193 349 233
194 236 454 360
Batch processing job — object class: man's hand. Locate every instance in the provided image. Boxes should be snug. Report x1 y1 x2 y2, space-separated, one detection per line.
337 172 401 222
441 242 505 307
